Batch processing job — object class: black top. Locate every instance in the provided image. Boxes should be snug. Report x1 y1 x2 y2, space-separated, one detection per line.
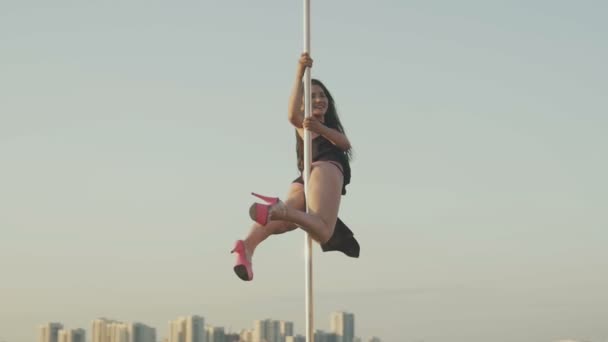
296 134 351 194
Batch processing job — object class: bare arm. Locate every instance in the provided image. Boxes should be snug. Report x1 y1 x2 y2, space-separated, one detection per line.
319 125 351 151
288 74 304 128
302 117 352 151
287 53 312 128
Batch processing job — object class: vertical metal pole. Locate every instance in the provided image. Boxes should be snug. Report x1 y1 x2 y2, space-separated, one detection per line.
302 0 313 342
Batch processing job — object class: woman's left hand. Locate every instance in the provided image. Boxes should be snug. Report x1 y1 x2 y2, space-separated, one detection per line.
303 117 325 134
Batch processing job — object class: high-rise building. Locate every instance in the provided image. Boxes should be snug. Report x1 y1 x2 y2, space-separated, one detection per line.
186 316 205 342
205 326 225 342
253 319 285 342
279 321 294 339
239 329 253 342
330 312 354 342
91 318 155 342
129 323 156 342
169 316 205 342
107 322 129 342
169 318 183 342
252 320 265 342
92 318 119 342
314 330 338 342
58 329 86 342
39 323 64 342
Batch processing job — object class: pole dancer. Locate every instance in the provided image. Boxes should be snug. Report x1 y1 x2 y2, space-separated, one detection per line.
230 1 360 338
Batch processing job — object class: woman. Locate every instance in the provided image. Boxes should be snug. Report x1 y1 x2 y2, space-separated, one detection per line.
231 52 359 281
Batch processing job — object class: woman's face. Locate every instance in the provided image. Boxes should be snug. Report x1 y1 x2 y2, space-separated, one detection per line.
301 84 329 120
311 84 328 119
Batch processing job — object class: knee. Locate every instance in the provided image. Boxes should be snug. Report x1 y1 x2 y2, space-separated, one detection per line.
317 219 336 244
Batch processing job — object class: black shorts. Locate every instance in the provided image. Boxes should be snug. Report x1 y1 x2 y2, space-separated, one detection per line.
292 160 348 195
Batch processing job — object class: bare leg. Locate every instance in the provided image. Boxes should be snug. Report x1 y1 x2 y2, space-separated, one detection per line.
243 182 306 257
274 161 343 244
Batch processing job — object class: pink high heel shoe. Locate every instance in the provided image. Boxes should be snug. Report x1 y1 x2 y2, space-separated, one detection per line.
249 192 287 226
231 240 253 281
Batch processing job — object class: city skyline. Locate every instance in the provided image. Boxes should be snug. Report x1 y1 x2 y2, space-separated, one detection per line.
34 311 371 342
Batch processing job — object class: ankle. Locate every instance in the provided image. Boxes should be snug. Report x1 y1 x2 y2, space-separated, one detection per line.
243 239 255 258
270 201 289 220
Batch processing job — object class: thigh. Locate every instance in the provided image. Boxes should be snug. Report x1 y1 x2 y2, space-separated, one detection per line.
285 182 306 211
306 161 344 241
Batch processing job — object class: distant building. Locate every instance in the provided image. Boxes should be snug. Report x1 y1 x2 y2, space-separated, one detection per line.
314 330 338 342
169 316 205 342
205 326 225 342
279 321 294 339
239 329 253 342
224 332 240 342
91 318 155 342
129 322 156 342
58 329 86 342
252 319 283 342
330 312 354 342
39 323 64 342
92 319 115 342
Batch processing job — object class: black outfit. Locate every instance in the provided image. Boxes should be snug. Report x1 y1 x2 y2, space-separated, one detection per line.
292 134 351 195
292 133 360 258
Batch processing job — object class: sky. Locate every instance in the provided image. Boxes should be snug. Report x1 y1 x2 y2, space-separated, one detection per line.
1 1 607 342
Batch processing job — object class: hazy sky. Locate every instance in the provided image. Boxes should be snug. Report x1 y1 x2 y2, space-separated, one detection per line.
1 1 607 342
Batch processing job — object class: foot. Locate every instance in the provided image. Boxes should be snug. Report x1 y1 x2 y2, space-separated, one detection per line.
249 199 288 226
231 240 253 281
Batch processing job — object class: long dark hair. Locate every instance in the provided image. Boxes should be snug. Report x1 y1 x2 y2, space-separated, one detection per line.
296 78 352 166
